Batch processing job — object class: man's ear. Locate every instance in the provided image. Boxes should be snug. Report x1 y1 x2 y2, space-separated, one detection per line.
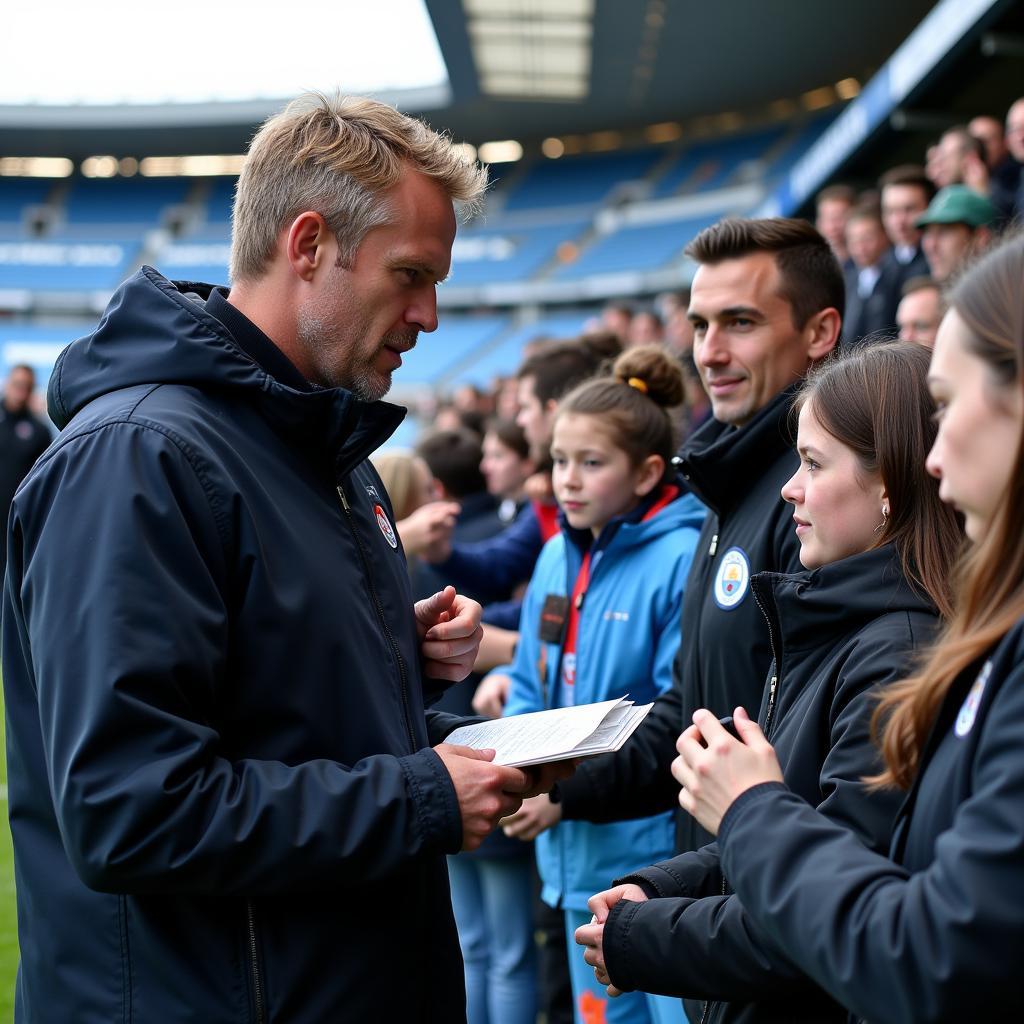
634 454 665 498
285 212 333 282
804 307 842 364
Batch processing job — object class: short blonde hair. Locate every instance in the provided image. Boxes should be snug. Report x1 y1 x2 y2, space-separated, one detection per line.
230 92 488 282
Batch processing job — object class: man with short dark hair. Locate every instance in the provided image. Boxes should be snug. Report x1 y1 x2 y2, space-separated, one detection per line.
931 125 989 192
0 364 50 577
842 204 900 345
878 165 933 286
814 183 857 267
547 218 841 848
970 113 1021 221
2 93 569 1023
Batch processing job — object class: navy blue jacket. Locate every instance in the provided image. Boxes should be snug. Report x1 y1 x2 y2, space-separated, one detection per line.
2 267 470 1023
717 615 1024 1023
603 546 937 1023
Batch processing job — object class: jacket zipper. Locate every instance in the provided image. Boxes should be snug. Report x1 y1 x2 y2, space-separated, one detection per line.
698 872 731 1024
337 484 417 751
708 532 718 557
247 900 265 1024
751 584 783 740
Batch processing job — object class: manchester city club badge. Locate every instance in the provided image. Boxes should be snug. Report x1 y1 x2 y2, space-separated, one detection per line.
713 546 751 610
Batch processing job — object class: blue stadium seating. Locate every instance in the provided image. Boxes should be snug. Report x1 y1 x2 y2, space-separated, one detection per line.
652 125 787 199
204 178 237 223
450 310 591 386
62 178 191 226
0 180 56 224
397 314 510 386
502 149 663 211
762 112 838 182
451 217 588 285
554 213 719 280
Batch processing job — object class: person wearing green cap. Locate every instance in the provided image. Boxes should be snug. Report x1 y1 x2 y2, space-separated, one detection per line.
917 184 997 284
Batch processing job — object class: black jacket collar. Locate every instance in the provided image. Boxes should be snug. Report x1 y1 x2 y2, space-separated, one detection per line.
49 267 406 478
751 544 937 655
675 383 799 516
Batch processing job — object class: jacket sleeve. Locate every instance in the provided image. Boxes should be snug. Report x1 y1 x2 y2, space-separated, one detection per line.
481 597 523 630
5 423 463 896
614 842 724 900
434 506 542 601
601 614 923 1000
718 654 1024 1024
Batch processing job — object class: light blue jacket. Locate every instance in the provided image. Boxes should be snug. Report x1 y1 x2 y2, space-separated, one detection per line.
504 488 705 910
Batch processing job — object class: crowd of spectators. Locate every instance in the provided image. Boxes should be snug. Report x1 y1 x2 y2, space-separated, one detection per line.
814 94 1023 350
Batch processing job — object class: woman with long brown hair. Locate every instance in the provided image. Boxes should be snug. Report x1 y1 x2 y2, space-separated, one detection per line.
671 233 1024 1022
576 340 961 1024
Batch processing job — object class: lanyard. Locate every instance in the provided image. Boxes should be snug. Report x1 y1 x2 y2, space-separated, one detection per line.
562 550 592 661
562 484 678 663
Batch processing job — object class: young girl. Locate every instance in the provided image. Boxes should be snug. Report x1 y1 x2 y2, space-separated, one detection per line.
672 234 1024 1022
577 340 962 1023
500 345 705 1024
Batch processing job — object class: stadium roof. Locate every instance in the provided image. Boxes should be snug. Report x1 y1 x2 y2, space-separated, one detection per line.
2 0 936 159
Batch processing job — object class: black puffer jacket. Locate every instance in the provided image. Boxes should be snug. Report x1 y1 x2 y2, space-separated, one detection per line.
2 267 470 1023
557 385 803 857
717 611 1024 1024
601 546 938 1024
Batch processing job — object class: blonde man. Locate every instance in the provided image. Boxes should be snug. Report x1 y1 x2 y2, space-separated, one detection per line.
3 93 570 1023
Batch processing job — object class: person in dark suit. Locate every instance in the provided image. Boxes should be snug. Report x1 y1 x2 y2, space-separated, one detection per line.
842 205 901 347
878 165 933 289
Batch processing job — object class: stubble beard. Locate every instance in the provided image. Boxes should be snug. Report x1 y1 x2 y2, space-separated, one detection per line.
296 307 416 402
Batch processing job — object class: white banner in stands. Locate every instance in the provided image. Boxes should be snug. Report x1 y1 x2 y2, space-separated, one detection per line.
0 243 124 267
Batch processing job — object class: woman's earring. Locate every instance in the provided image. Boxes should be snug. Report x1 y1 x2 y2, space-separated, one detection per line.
875 505 890 533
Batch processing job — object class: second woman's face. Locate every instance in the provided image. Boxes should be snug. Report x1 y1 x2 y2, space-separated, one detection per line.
926 309 1023 542
781 402 886 569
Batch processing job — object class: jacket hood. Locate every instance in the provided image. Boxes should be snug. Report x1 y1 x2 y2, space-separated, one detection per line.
676 383 798 515
751 543 937 655
48 267 405 470
562 483 705 557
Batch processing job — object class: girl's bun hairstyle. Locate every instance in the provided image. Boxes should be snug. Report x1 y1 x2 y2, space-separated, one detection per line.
556 344 685 479
610 345 686 409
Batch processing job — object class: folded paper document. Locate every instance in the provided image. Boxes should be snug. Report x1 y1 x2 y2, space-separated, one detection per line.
445 697 653 768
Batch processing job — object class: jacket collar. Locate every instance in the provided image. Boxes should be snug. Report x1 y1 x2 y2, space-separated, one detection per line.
49 267 405 475
561 479 685 557
750 544 937 655
675 383 799 515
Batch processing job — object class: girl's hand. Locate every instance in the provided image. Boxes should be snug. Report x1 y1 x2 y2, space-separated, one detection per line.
671 707 783 835
501 793 562 840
